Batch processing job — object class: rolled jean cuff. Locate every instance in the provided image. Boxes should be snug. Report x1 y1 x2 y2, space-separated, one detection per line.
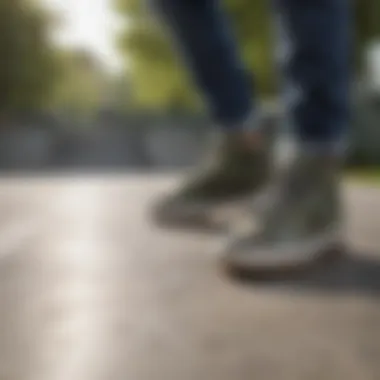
298 138 349 157
217 107 263 132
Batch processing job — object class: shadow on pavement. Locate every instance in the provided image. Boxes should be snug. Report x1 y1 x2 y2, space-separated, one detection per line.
234 251 380 298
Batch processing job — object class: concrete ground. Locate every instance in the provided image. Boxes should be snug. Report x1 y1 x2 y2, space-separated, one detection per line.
0 174 380 380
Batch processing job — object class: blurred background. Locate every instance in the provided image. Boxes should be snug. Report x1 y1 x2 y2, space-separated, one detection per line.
1 3 380 380
0 0 379 171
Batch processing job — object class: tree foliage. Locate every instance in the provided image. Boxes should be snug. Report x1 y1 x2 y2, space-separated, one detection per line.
115 0 380 111
0 0 62 118
53 49 106 120
355 0 380 70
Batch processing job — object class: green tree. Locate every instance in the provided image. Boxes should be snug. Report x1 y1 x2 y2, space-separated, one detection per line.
0 0 61 120
116 4 202 111
53 48 106 121
356 0 380 72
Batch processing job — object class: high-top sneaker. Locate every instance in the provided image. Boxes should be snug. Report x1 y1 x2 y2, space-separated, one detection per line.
151 126 275 231
222 151 345 272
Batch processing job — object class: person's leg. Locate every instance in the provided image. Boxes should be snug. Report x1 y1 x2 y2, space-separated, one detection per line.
151 0 275 230
278 0 350 150
224 0 351 271
151 0 252 128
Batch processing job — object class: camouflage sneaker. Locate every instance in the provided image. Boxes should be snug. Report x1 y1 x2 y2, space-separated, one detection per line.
222 152 345 273
151 126 275 231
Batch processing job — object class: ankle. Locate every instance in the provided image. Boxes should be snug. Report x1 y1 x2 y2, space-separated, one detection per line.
240 130 264 151
220 130 265 152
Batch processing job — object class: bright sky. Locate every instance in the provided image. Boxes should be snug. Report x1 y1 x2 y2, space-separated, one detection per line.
42 0 124 72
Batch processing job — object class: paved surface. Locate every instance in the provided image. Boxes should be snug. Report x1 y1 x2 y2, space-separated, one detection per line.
1 174 380 380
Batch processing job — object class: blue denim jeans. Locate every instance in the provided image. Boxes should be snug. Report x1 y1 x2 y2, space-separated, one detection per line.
153 0 351 149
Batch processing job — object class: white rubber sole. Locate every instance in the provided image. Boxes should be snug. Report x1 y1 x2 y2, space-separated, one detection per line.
221 230 346 276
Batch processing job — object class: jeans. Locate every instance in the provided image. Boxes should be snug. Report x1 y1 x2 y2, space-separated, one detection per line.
153 0 351 149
